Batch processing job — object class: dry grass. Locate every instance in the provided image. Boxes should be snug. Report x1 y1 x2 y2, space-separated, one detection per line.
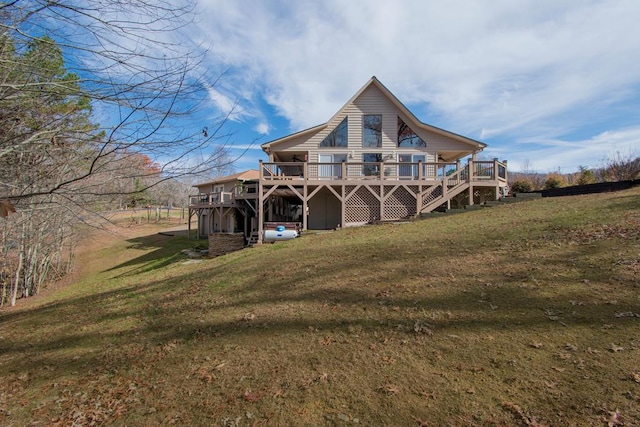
1 188 639 426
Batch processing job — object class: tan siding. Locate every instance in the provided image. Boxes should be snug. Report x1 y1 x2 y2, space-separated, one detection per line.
269 129 322 151
271 82 476 163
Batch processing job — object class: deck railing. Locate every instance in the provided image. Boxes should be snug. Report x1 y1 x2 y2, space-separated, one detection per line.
189 191 233 206
189 182 259 207
260 159 507 183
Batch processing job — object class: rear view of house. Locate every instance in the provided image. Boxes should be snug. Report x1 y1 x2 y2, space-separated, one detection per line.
190 76 508 243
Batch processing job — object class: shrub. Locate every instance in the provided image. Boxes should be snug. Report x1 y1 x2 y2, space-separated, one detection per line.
544 173 566 189
576 166 597 185
510 180 533 193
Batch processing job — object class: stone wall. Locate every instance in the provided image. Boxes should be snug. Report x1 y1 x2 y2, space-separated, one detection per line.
208 233 245 257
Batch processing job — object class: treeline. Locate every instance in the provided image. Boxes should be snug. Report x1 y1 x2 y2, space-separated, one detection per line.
0 2 234 306
509 153 640 192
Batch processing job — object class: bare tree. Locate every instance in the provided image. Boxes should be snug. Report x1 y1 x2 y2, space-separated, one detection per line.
0 1 242 305
0 1 236 206
598 151 640 182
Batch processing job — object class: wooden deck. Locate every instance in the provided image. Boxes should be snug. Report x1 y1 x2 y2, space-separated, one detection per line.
259 160 507 186
189 160 508 242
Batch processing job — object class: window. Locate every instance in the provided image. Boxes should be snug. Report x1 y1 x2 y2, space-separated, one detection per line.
363 152 382 176
363 115 382 147
320 117 348 147
318 153 347 179
399 154 426 179
397 117 426 147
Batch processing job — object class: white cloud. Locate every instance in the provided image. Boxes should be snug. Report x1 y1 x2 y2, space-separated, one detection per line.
192 0 640 171
254 122 270 135
487 126 640 172
205 84 245 121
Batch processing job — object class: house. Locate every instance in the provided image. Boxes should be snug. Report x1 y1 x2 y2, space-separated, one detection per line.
189 76 508 243
188 170 259 238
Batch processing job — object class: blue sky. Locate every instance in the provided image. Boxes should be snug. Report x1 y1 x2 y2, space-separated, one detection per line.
187 0 640 174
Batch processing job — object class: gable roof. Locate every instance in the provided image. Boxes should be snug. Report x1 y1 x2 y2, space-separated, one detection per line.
193 169 259 188
261 76 486 152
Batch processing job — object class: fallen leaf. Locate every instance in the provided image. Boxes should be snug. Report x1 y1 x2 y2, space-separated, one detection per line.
609 344 624 352
413 321 433 335
615 312 640 318
381 384 400 395
0 200 16 219
502 401 549 427
605 409 622 427
631 372 640 384
412 416 429 427
419 391 436 399
242 390 261 402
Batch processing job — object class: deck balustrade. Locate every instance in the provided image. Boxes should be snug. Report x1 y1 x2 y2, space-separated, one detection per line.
260 159 507 184
189 183 258 207
189 160 507 210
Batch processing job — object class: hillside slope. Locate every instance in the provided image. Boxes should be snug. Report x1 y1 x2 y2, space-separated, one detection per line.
1 188 639 426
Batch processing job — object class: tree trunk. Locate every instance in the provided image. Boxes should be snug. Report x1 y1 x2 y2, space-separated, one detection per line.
11 245 23 307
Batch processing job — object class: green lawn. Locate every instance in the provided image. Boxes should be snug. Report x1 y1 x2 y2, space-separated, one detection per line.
1 188 639 426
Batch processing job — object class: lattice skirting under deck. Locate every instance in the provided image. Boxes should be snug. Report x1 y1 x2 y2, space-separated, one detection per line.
345 185 419 223
345 186 380 223
383 186 417 219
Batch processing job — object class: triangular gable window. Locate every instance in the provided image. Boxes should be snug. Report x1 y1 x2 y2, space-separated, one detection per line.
397 117 426 147
320 117 348 147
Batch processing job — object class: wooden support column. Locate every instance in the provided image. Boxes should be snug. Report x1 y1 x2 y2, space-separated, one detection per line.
212 208 216 234
341 184 346 227
303 163 308 231
468 153 477 206
379 184 384 221
302 186 308 231
380 162 385 221
258 161 264 243
243 207 248 239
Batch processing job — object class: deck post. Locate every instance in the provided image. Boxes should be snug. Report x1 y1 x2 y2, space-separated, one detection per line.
379 182 384 221
341 184 346 227
303 188 308 231
258 161 264 243
493 158 500 200
468 154 476 206
442 173 448 201
244 208 248 241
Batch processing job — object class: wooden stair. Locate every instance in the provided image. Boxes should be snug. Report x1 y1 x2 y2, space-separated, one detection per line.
247 231 260 246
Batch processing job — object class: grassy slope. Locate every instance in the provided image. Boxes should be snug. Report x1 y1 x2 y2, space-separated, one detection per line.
1 188 639 426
